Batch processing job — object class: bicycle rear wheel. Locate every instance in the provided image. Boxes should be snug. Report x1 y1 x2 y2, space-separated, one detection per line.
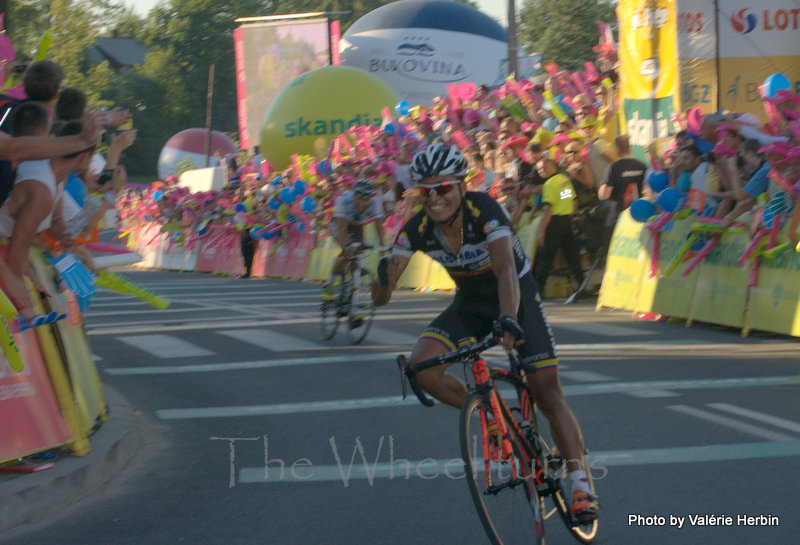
533 409 598 544
346 268 375 345
460 394 544 545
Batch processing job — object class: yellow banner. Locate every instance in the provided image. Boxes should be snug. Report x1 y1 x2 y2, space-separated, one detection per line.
618 0 679 100
598 210 648 311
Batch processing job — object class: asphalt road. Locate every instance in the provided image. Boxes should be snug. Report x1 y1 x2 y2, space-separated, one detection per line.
3 270 799 545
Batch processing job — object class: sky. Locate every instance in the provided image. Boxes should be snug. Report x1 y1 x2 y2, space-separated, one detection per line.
128 1 507 26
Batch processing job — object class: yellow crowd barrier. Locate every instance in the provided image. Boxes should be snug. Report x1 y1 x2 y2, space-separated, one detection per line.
599 209 800 337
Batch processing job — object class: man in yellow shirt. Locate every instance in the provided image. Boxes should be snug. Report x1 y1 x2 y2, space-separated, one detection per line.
534 158 584 295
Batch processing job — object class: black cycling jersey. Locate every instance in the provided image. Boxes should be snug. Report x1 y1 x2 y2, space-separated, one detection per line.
392 191 530 295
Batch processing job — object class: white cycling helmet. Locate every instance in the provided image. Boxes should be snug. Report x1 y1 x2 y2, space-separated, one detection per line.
353 178 377 197
410 143 469 183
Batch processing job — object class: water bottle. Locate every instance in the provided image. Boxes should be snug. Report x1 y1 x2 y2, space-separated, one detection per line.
66 192 103 238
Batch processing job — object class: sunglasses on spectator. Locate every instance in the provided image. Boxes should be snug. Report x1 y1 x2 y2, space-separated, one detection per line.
418 181 459 198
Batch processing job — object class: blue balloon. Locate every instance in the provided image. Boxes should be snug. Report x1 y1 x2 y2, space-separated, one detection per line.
280 187 296 203
235 203 247 213
318 160 332 175
395 100 410 116
152 190 163 202
648 170 669 193
301 196 316 213
657 188 686 213
383 123 395 135
293 180 306 196
629 199 656 223
676 171 692 193
763 73 791 98
268 197 281 210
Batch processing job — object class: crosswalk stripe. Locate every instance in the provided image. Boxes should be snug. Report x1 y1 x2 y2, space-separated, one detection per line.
115 334 215 359
218 329 322 351
666 405 796 442
153 376 800 418
361 326 420 347
706 403 800 434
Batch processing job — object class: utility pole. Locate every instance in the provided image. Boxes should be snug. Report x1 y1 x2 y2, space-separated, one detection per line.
204 63 215 168
507 0 518 77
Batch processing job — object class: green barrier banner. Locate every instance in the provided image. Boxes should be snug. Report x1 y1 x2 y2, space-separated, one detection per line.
688 235 750 329
637 216 699 318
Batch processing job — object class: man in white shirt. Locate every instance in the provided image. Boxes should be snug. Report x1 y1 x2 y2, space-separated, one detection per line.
0 121 94 317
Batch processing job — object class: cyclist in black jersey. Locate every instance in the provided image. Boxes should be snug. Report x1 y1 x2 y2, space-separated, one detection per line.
372 143 598 520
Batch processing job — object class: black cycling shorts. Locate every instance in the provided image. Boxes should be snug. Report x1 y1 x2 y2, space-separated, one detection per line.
419 273 558 372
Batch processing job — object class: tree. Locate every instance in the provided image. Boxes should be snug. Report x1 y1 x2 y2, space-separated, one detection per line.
519 0 616 71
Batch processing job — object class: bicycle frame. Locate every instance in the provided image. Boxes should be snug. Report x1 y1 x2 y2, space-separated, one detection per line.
472 356 544 496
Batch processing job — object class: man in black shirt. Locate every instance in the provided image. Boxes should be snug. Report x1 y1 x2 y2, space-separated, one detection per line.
598 135 649 225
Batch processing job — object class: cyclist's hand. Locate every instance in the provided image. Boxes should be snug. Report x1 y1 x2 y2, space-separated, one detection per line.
345 241 361 256
377 256 391 286
498 315 525 353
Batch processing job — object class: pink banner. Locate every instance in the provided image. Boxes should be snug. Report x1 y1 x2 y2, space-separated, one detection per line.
267 238 291 278
195 236 219 272
0 328 71 461
286 229 316 278
329 20 341 66
251 239 271 278
233 28 249 150
214 233 244 276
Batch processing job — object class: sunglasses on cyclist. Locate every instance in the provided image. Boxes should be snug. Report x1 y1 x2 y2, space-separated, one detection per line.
418 181 459 198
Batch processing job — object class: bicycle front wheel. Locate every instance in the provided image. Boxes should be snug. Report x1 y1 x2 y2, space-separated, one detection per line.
460 394 544 545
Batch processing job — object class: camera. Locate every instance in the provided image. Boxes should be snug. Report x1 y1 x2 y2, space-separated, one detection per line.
97 169 114 185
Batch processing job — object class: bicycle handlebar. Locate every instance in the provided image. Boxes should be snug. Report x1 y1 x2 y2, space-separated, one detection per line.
397 323 504 407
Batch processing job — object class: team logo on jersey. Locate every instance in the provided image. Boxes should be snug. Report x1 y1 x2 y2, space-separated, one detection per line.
483 218 501 235
395 232 411 250
466 199 480 219
418 215 429 236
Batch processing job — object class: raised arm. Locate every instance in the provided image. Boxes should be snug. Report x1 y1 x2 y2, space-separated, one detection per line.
372 253 410 307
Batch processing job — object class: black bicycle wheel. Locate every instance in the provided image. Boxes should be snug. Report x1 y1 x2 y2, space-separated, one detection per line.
532 408 598 544
347 268 375 345
460 394 544 545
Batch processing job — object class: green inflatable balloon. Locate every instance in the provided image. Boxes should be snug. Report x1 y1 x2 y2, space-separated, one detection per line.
261 65 400 169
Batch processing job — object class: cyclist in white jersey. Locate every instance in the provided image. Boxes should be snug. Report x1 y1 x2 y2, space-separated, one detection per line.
322 179 386 301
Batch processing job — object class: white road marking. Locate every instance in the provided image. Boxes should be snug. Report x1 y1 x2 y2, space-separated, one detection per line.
558 370 615 382
106 352 399 376
236 440 800 483
667 405 796 442
553 322 651 337
115 334 215 359
218 329 321 351
626 390 681 398
707 403 800 434
153 377 800 418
